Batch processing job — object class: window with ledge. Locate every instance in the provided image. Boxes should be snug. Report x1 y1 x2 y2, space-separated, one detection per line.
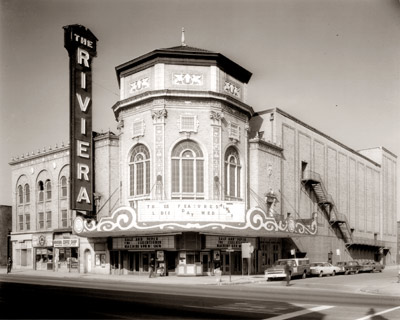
179 115 198 133
18 214 23 231
38 212 44 230
171 140 204 199
224 147 241 200
18 185 23 205
61 209 70 228
25 214 30 230
24 184 30 203
229 122 240 141
46 211 52 229
60 176 68 198
129 144 150 197
45 180 51 201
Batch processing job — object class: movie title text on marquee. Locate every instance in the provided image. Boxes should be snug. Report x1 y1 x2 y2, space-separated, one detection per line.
112 236 175 250
138 201 245 223
64 25 98 212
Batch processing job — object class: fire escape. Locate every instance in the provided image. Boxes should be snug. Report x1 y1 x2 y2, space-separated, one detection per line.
301 171 353 245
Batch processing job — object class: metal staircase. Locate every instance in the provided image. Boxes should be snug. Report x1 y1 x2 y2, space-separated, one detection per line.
301 171 353 244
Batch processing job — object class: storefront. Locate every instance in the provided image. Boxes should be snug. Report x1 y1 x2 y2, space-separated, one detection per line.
110 235 176 275
33 234 53 271
53 235 79 272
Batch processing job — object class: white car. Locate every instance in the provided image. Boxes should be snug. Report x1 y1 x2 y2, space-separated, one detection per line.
310 262 340 277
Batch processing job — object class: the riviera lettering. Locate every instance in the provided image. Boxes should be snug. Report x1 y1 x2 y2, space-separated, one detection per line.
75 43 91 205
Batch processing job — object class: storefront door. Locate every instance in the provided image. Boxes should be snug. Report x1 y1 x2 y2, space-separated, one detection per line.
221 252 230 274
200 252 210 274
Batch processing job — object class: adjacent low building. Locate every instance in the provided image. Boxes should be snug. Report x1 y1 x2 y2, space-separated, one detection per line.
9 42 397 275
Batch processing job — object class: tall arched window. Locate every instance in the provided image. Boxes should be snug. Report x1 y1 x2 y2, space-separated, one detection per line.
18 185 23 204
60 176 68 198
45 180 52 201
24 184 30 203
129 144 150 196
38 181 44 202
225 147 241 200
171 140 204 199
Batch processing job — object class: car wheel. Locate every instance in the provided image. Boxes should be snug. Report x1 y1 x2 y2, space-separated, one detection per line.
332 271 336 276
319 271 323 277
302 272 307 279
345 270 349 275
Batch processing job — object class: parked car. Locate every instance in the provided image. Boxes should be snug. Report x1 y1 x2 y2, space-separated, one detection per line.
358 260 374 273
265 258 310 280
336 261 361 275
310 262 340 277
367 261 385 273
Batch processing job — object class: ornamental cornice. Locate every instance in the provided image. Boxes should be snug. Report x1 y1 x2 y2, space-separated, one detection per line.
112 89 254 120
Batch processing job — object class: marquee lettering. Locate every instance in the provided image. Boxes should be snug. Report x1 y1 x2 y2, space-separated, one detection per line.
64 24 97 212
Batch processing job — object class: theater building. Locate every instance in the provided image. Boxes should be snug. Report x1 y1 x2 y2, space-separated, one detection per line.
9 40 397 275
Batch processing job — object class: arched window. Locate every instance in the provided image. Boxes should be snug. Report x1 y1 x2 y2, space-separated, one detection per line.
225 147 241 199
38 181 44 202
24 184 30 203
45 180 52 201
129 144 150 196
171 140 204 199
60 176 68 198
18 185 23 204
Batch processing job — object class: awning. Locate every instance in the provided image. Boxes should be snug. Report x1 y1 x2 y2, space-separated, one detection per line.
347 237 386 248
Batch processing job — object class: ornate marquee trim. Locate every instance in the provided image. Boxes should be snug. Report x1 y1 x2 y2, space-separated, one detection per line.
74 206 317 236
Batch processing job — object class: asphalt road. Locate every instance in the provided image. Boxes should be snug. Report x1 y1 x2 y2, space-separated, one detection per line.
1 274 400 319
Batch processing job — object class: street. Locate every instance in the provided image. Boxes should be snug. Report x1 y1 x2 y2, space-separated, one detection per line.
1 269 399 319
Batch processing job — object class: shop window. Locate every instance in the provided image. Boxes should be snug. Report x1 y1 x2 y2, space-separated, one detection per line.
18 185 23 204
25 214 30 230
46 211 52 229
38 181 44 202
129 144 150 197
60 176 67 198
58 247 78 269
171 140 204 199
38 212 44 229
185 252 200 264
18 215 24 231
224 147 241 200
36 248 53 268
24 184 30 203
45 180 52 201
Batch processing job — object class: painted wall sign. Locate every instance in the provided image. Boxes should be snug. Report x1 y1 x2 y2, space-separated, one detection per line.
63 24 98 212
32 234 53 248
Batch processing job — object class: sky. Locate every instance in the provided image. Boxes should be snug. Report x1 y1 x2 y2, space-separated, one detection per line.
1 0 399 218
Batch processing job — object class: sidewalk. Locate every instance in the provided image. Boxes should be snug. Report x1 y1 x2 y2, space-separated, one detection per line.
2 266 399 297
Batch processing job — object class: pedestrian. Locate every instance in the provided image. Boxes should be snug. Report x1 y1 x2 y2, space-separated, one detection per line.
149 258 155 278
284 261 292 286
7 257 12 274
214 261 222 285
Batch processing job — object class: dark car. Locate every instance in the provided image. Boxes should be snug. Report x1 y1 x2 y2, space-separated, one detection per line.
358 260 374 273
368 261 385 273
336 261 360 275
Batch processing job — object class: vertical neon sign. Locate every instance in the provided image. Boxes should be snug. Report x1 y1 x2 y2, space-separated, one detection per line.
63 25 97 213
